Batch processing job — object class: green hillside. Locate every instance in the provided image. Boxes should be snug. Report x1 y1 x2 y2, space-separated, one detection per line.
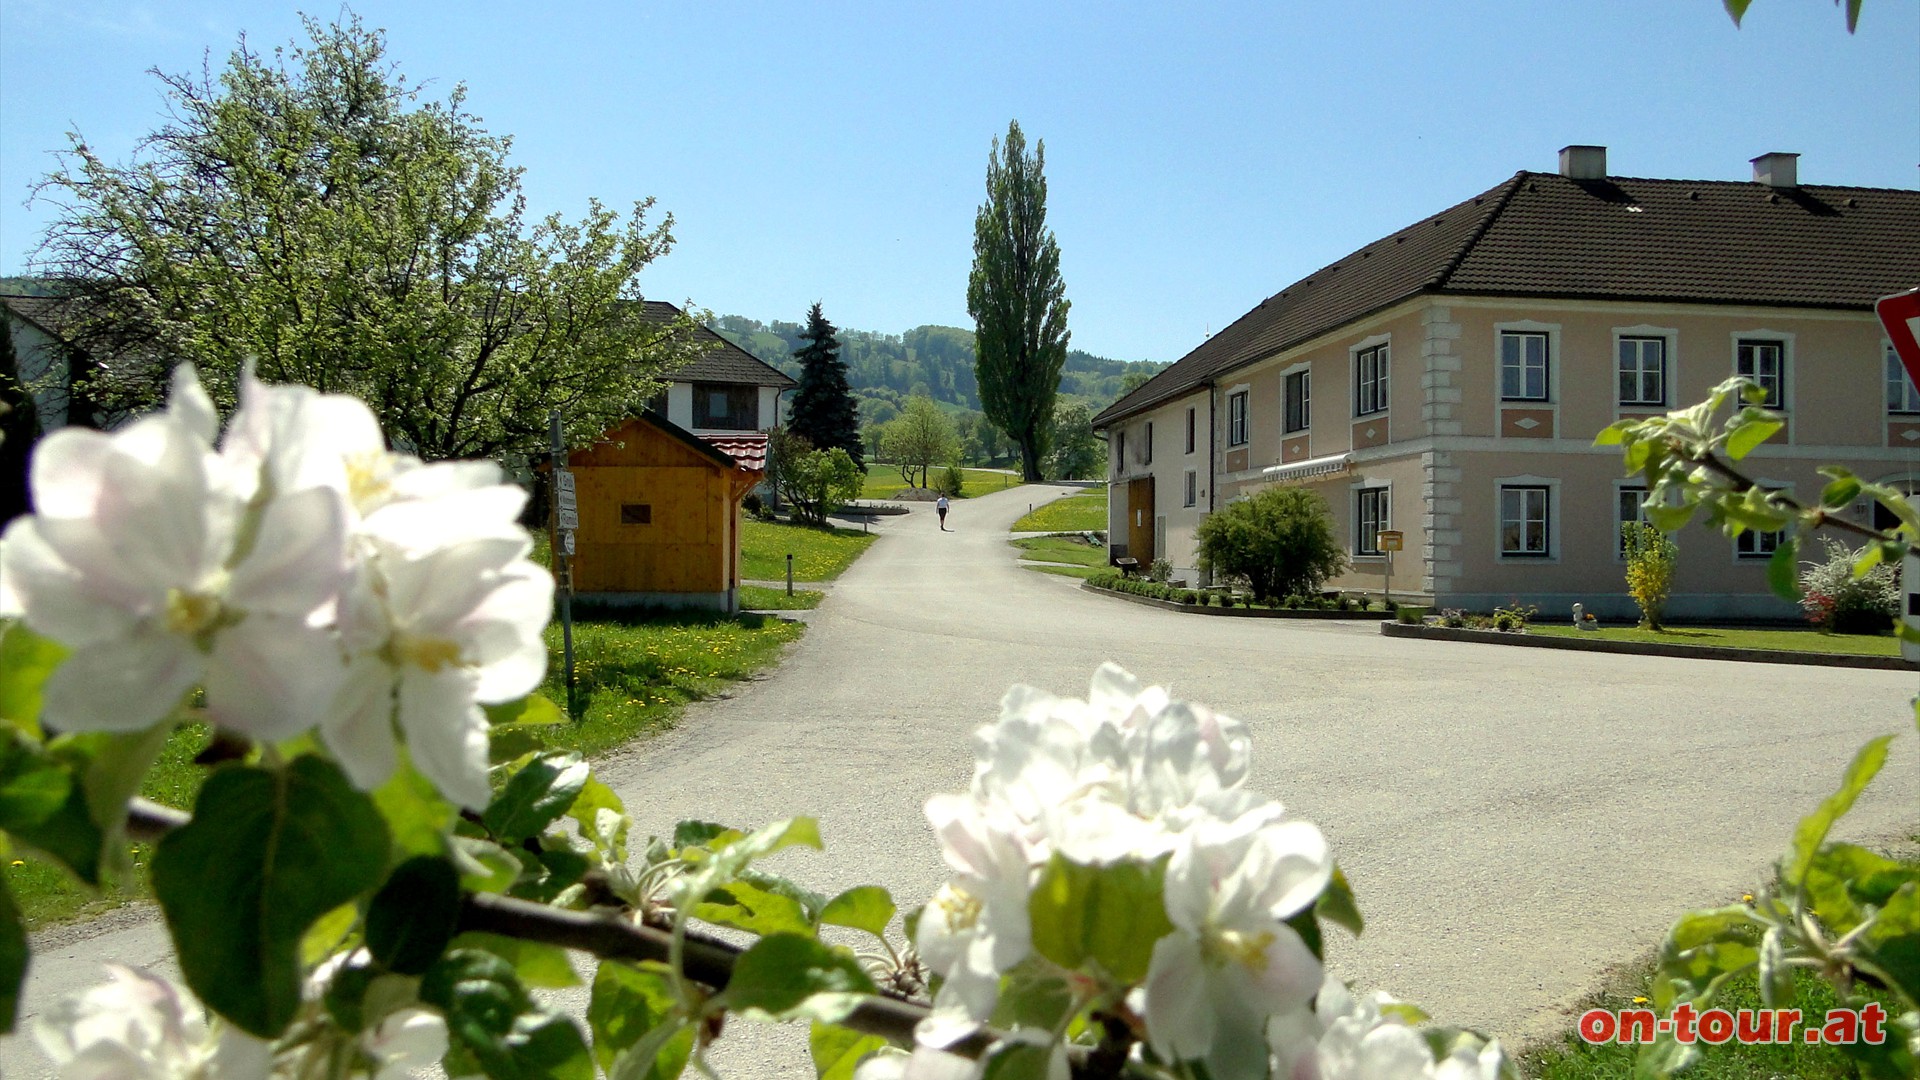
711 315 1162 428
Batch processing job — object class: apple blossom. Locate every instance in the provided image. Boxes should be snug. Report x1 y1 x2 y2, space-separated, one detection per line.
33 965 271 1080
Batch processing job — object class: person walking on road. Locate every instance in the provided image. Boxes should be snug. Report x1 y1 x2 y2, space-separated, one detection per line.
936 494 950 531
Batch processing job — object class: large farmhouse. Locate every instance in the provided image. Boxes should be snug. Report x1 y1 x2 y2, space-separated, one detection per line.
1092 147 1920 619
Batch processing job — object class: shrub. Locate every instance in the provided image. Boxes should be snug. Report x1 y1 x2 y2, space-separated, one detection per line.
1490 603 1536 633
1395 605 1427 625
1194 487 1347 604
742 492 763 516
1182 591 1197 605
1440 608 1467 629
1149 557 1173 584
1799 536 1899 634
938 463 966 498
1335 595 1352 612
1384 599 1400 617
1621 522 1678 630
1282 594 1302 609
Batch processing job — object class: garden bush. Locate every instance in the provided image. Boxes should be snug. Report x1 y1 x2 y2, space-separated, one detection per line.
1194 486 1347 604
1622 521 1678 630
1395 605 1427 625
1799 536 1899 634
1149 557 1173 583
1282 593 1303 609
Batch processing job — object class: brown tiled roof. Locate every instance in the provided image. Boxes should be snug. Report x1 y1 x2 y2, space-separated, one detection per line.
639 300 796 390
699 433 770 472
0 294 81 340
1094 172 1920 427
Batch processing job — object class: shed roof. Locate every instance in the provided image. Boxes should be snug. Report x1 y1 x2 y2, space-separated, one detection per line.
1094 172 1920 427
699 433 770 472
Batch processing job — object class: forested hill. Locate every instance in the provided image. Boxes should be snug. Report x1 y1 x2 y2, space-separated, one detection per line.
711 314 1163 427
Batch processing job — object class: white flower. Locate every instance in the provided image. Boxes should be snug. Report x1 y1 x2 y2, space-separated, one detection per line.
363 1007 449 1080
1142 816 1332 1080
1285 978 1508 1080
1 366 348 738
33 965 272 1079
916 794 1034 1039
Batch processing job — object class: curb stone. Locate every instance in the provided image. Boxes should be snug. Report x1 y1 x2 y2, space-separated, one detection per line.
1379 619 1915 671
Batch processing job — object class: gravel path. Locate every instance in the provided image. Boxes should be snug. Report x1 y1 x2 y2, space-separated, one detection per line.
4 482 1915 1077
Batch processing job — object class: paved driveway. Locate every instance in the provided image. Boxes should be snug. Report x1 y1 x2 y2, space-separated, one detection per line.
3 483 1915 1076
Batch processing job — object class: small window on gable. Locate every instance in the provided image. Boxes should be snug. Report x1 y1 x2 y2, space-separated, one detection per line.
621 504 653 525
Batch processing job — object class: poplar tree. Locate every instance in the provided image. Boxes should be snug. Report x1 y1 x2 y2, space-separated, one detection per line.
967 120 1070 482
787 303 863 469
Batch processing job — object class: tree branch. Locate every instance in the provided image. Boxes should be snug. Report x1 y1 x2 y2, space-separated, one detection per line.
1686 446 1902 546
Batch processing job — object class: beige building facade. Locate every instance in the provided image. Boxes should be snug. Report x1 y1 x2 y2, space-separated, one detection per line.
1096 149 1920 619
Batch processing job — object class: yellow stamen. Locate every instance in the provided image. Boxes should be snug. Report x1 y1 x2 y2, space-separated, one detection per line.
1212 928 1275 971
165 589 223 637
345 452 394 510
394 634 464 672
933 884 983 935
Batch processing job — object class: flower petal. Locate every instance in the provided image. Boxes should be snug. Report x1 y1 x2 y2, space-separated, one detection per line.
42 633 200 733
205 616 344 741
321 655 400 793
1143 932 1213 1065
225 486 348 620
397 667 490 810
2 519 139 646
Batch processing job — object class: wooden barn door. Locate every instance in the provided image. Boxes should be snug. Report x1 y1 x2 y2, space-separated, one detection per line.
1126 477 1155 565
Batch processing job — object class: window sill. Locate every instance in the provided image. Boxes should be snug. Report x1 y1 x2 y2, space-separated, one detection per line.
1499 399 1552 406
1353 410 1388 420
1498 552 1555 561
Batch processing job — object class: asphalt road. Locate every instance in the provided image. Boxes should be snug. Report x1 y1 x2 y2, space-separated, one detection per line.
4 482 1916 1077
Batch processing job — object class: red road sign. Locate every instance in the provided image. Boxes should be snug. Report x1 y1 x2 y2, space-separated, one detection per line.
1880 288 1920 394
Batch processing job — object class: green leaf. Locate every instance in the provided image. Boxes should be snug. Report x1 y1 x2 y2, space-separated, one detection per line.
1026 854 1174 983
1315 866 1363 938
672 820 739 850
717 932 875 1021
1857 883 1920 1006
422 949 594 1080
1724 0 1754 26
1644 501 1697 532
3 778 102 886
483 751 589 844
981 1040 1055 1080
488 725 548 766
989 962 1074 1031
456 932 581 990
1592 422 1630 447
1783 736 1893 890
373 759 456 859
567 776 627 862
153 757 391 1037
453 837 522 894
588 961 690 1080
1725 417 1781 460
1822 476 1865 510
1653 904 1763 1013
0 875 22 1033
301 902 360 967
609 1017 695 1080
0 730 74 830
1803 843 1919 936
65 722 173 846
0 622 66 741
694 878 816 938
485 694 566 727
366 856 463 976
810 1022 888 1080
821 885 896 939
1766 536 1800 601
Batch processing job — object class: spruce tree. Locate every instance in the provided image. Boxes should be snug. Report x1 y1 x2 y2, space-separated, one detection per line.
787 303 864 469
967 120 1070 482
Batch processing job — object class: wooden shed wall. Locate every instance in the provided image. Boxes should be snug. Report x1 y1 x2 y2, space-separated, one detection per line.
566 418 741 596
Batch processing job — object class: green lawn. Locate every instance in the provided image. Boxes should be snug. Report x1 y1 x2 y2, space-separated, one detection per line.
1023 563 1103 580
740 518 878 581
860 464 1023 500
1528 624 1899 657
539 612 803 757
1012 489 1109 532
738 585 824 610
1012 535 1107 567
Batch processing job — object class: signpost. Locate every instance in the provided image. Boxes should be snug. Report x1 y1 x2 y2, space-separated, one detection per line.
549 412 575 710
1906 550 1920 667
1376 530 1403 607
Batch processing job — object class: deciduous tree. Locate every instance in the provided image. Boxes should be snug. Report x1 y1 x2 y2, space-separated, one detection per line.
1044 400 1102 481
0 315 37 524
29 15 701 460
1194 486 1347 602
967 120 1070 482
880 395 956 490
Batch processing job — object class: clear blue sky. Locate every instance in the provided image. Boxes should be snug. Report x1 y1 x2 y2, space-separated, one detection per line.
2 1 1916 364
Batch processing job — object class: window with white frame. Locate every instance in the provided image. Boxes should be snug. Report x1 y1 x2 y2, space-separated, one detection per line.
1736 527 1783 559
1355 487 1388 556
1183 470 1197 508
1355 344 1389 416
1617 485 1648 558
1618 337 1667 407
1888 344 1920 415
1284 370 1310 433
1499 332 1550 401
1499 485 1551 557
1228 391 1248 447
1736 339 1785 408
1144 421 1154 465
1185 407 1196 453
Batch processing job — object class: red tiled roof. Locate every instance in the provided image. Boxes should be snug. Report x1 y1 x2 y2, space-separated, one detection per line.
699 433 769 472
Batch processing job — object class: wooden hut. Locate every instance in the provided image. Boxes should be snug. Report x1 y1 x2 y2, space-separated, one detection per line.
564 413 765 613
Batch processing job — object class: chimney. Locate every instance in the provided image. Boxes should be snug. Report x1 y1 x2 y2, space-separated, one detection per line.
1751 152 1799 188
1558 145 1607 180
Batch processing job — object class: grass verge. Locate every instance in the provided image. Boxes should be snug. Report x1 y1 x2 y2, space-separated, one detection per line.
1527 624 1898 657
738 585 825 610
740 518 877 581
1012 535 1106 567
860 464 1023 500
1023 564 1103 580
1013 490 1109 532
